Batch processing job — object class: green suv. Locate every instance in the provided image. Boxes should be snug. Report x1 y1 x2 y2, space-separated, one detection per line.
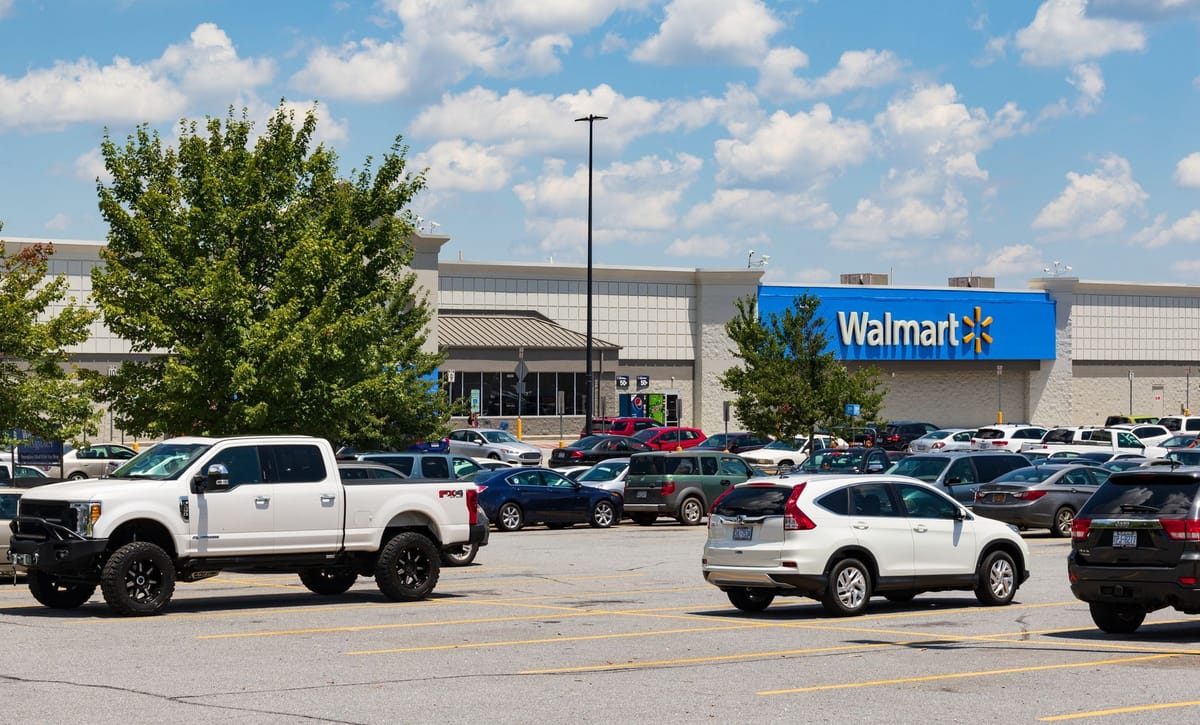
623 450 757 525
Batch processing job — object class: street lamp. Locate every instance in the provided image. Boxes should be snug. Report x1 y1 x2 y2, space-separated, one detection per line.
575 113 607 436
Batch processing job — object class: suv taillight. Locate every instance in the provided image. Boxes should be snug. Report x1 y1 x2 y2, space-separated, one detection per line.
1071 517 1091 540
783 483 815 531
661 480 676 495
1161 518 1200 541
467 488 479 526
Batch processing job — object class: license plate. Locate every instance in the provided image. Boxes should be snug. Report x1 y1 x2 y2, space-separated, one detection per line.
1112 530 1137 548
733 526 753 541
9 552 34 567
636 490 647 498
992 493 1004 503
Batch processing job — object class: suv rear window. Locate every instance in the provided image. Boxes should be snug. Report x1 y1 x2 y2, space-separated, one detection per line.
1081 474 1200 517
974 428 1006 440
711 485 790 516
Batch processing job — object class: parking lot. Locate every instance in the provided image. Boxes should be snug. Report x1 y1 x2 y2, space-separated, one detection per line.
2 523 1198 724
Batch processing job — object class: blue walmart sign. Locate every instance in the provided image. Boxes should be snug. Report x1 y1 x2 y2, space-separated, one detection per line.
757 286 1056 361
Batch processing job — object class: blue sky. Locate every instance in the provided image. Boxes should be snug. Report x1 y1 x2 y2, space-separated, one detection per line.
1 0 1198 288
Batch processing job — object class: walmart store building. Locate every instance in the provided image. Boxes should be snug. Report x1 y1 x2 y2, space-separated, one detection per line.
14 232 1200 438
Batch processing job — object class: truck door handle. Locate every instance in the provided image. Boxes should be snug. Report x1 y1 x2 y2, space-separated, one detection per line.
321 494 336 504
255 496 271 505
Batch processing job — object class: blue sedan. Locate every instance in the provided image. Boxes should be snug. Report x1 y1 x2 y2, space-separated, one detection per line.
476 467 623 531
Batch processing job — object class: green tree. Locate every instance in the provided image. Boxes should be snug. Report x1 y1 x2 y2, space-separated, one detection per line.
91 104 449 447
720 293 885 441
0 227 101 447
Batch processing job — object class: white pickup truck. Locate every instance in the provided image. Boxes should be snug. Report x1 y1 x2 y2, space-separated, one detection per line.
7 435 482 616
1020 428 1167 460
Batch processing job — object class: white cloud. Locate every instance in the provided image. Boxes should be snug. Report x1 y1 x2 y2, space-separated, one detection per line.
832 188 968 250
686 188 837 229
761 266 834 285
632 0 782 66
1038 63 1107 120
714 104 873 186
514 154 703 255
666 234 733 257
294 0 648 101
44 214 71 232
1032 154 1148 237
1174 152 1200 187
1015 0 1145 66
757 48 905 100
1132 211 1200 248
154 23 275 97
414 140 514 192
978 244 1044 277
73 148 111 184
0 57 187 131
0 0 12 19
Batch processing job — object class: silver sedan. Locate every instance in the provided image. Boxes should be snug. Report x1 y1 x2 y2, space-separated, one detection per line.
972 463 1110 537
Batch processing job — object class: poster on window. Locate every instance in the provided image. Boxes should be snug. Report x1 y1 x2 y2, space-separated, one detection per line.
648 394 665 424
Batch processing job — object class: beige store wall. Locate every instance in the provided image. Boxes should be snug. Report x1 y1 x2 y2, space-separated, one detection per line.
876 368 1032 428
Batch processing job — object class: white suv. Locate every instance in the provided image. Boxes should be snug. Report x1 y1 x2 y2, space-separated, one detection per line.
971 424 1047 452
701 474 1030 616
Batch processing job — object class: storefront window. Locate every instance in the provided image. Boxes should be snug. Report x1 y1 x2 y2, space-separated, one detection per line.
442 370 589 417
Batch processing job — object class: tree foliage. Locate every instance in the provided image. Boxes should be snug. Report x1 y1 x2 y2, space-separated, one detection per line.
91 104 448 447
720 293 885 440
0 227 101 446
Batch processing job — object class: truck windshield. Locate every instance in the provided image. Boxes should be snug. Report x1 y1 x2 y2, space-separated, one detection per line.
110 443 212 480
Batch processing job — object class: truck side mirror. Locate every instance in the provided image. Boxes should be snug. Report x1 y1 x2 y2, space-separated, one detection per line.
194 463 230 494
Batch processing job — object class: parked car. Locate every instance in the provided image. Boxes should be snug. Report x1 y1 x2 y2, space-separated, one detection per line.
971 424 1048 452
548 435 652 468
581 417 661 437
0 486 23 576
972 463 1111 537
572 458 631 496
352 452 484 480
1155 415 1200 434
695 432 770 454
1068 468 1200 633
1104 415 1160 426
45 443 137 480
632 426 707 451
907 428 976 453
623 450 757 526
1100 457 1152 472
1160 433 1200 449
1110 423 1174 448
740 434 837 471
475 467 622 531
473 458 517 471
879 421 939 451
447 428 543 466
702 474 1031 616
885 451 1031 505
795 447 892 475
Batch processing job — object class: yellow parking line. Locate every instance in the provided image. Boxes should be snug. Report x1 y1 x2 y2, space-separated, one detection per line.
521 640 903 674
1040 700 1200 721
348 623 767 656
758 653 1177 695
200 609 605 638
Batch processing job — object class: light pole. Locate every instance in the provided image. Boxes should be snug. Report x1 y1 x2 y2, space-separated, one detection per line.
575 113 607 436
1128 370 1135 416
996 364 1003 424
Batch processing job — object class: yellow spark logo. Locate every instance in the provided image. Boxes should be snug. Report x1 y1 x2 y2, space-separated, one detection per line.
961 306 993 353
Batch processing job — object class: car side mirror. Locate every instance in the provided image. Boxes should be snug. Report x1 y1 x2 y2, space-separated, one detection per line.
193 463 230 494
953 507 969 521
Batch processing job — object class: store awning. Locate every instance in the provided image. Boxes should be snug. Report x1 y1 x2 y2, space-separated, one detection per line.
438 309 620 351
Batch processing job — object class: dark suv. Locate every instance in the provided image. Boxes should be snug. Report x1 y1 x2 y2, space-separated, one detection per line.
886 451 1031 505
880 421 939 451
1068 468 1200 633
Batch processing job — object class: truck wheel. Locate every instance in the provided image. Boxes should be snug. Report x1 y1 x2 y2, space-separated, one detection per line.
375 532 440 601
496 502 524 531
677 496 705 526
299 568 358 595
440 542 478 567
589 500 616 528
100 541 176 616
28 572 96 609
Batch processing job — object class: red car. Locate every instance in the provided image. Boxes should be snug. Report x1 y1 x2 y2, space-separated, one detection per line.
632 426 707 451
581 416 661 437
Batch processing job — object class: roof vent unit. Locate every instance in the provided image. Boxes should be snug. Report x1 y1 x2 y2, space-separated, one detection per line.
839 273 889 286
948 276 995 288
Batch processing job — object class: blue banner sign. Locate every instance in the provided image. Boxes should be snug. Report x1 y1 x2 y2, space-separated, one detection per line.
17 438 64 466
757 285 1056 361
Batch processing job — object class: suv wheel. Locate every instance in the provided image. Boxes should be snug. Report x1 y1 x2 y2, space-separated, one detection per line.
1052 506 1075 538
677 496 704 526
822 558 871 616
974 550 1016 606
1089 602 1146 634
727 587 775 612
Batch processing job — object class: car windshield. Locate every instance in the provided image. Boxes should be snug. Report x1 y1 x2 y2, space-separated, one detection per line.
887 456 950 481
992 466 1057 484
762 439 801 451
110 443 212 480
800 450 865 472
923 431 952 440
579 462 627 482
482 431 519 444
697 435 729 448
